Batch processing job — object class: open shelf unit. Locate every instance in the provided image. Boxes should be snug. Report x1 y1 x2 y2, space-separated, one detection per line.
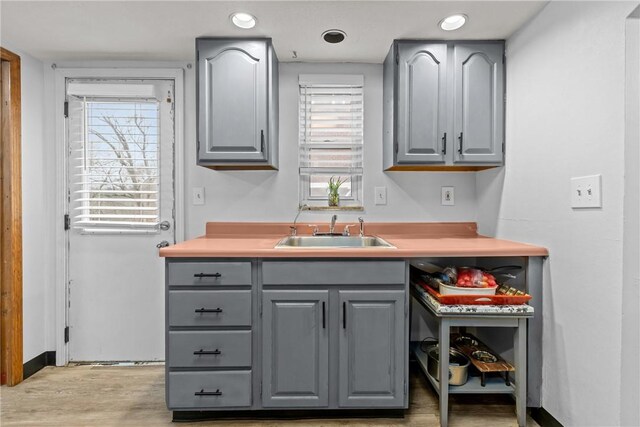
410 341 515 395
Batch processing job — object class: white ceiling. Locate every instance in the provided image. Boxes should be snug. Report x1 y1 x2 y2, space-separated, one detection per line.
0 1 548 63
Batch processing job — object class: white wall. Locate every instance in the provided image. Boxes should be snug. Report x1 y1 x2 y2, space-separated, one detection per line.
2 45 50 362
477 2 639 425
186 62 477 238
621 6 640 426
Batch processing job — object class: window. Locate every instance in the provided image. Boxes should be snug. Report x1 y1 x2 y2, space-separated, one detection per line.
298 74 364 209
67 81 161 233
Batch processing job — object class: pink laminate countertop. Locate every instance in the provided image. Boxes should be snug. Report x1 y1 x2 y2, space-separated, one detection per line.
160 222 548 258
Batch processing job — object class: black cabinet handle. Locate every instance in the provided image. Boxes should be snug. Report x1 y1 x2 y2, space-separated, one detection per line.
343 302 346 329
195 389 222 397
322 302 326 329
193 349 221 356
194 272 221 278
195 307 223 313
442 133 447 155
261 129 265 152
458 132 463 155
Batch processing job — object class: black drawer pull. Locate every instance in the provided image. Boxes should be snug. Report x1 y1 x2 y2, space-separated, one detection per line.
195 307 223 314
194 272 222 278
193 349 221 356
195 389 222 397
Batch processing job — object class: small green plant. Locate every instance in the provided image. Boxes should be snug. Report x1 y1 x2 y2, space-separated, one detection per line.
327 176 346 207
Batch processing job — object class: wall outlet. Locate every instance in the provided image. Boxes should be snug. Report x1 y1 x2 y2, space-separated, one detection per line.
193 187 205 205
441 187 455 206
374 186 387 205
571 175 602 208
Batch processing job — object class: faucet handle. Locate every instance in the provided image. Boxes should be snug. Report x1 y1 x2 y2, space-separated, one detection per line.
342 224 357 236
307 224 319 236
289 225 297 236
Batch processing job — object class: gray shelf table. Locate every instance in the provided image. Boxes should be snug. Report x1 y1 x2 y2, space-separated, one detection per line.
410 285 533 427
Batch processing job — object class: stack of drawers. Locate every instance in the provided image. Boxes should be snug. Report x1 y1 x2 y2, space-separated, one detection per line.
166 261 253 409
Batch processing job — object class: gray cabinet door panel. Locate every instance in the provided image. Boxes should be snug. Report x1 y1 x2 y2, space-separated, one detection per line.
198 39 268 162
453 43 504 164
338 290 405 407
168 261 252 287
262 290 329 407
262 261 405 286
168 371 251 409
168 331 251 368
397 43 448 164
168 290 251 327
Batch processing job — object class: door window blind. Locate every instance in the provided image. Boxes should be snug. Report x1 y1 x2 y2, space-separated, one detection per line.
298 74 364 207
68 95 161 233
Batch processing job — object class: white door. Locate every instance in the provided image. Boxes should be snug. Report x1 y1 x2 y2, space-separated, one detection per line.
66 79 175 361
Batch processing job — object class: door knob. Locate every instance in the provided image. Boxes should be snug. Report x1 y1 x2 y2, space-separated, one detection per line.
156 240 170 249
159 221 171 231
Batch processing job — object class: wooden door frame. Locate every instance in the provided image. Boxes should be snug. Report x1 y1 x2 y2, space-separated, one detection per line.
0 47 23 386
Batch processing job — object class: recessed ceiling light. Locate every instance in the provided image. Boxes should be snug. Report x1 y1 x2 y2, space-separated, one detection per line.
230 12 257 29
322 29 347 44
439 14 467 31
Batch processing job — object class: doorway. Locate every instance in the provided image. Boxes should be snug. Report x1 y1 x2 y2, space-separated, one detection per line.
0 47 23 386
65 79 175 361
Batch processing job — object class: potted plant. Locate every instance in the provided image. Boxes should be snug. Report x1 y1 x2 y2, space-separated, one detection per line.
328 176 345 207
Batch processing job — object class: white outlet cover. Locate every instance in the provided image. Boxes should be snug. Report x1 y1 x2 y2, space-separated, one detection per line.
441 186 455 206
571 175 602 208
193 187 205 205
374 186 387 205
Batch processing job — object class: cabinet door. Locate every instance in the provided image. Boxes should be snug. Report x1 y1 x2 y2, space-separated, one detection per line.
396 43 448 164
262 290 329 407
338 290 405 407
453 43 504 164
198 39 268 162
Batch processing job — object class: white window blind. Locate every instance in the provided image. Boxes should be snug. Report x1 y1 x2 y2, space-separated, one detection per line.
68 93 161 233
298 74 364 207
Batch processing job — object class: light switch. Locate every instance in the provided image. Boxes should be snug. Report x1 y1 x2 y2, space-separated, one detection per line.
441 186 455 206
193 187 205 205
374 187 387 205
571 175 602 208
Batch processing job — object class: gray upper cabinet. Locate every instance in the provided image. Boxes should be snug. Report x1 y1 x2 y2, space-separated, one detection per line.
453 43 504 164
262 290 329 408
383 40 504 171
396 43 448 164
338 290 405 407
197 38 278 170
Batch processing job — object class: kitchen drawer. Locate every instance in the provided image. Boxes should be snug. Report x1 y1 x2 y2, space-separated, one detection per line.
262 261 406 285
168 330 251 368
168 290 251 327
168 262 252 287
168 371 251 409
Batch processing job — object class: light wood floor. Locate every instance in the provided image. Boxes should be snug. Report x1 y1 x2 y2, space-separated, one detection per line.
0 365 538 426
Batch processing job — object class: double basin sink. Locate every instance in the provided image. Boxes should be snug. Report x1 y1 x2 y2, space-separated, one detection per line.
275 235 395 249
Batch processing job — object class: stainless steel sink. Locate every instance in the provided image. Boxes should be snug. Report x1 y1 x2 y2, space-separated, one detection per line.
274 235 396 249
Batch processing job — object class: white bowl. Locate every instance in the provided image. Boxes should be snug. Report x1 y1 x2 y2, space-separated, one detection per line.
439 282 497 296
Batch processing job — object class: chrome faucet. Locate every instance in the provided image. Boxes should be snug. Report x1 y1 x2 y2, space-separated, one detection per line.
290 204 309 236
358 217 364 237
329 215 337 235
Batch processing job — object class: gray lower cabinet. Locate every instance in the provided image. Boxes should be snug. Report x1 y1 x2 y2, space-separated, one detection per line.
166 259 408 413
383 40 504 170
338 290 405 407
196 38 278 170
262 290 329 407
